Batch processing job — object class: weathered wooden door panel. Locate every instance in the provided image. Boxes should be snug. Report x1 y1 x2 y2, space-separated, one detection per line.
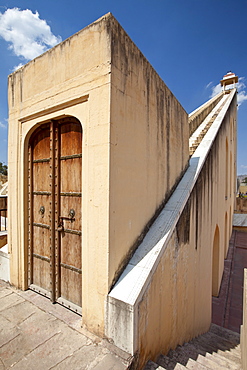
59 120 82 308
60 196 82 228
32 125 50 159
60 160 82 193
32 229 50 291
30 125 51 294
32 194 50 225
60 121 82 156
60 264 82 306
28 118 82 312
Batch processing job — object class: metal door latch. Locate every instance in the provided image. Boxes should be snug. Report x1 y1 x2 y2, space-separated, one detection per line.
58 209 76 232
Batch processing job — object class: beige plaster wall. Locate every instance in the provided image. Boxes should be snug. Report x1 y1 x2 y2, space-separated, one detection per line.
8 13 189 336
136 95 237 368
8 14 112 335
108 17 189 287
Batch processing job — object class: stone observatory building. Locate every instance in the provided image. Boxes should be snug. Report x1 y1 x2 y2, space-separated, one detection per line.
7 13 237 369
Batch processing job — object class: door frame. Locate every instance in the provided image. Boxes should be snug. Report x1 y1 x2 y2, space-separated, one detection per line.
25 116 83 313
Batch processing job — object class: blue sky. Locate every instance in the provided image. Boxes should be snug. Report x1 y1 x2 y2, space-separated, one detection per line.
0 0 247 174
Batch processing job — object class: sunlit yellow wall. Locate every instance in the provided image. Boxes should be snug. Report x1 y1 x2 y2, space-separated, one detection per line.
108 17 189 287
136 95 237 368
7 13 189 336
8 14 112 336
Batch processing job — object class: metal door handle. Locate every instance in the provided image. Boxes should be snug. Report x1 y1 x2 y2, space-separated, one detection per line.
58 213 75 232
59 216 75 223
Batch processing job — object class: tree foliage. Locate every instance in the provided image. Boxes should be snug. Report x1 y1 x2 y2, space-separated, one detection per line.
243 177 247 185
0 162 7 176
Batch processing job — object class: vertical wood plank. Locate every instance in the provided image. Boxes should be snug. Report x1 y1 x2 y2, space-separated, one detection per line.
59 118 82 307
55 122 61 301
50 121 56 302
28 144 33 286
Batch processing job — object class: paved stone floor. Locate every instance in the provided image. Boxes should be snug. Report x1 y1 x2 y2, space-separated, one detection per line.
212 229 247 333
0 280 129 369
1 229 246 368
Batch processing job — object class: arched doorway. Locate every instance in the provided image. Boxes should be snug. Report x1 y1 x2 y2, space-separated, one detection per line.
230 152 232 198
229 206 232 240
212 225 220 297
27 117 82 313
225 138 229 198
224 212 228 258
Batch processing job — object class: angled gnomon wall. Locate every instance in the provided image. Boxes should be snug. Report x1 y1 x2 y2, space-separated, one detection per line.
106 90 237 368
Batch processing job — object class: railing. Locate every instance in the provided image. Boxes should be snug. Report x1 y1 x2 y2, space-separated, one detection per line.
189 92 223 136
0 208 7 231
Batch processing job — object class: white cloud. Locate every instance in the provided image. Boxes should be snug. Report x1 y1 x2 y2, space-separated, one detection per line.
206 81 213 89
12 63 24 71
0 8 62 61
237 90 247 106
0 121 7 129
209 76 247 107
236 78 247 106
241 165 247 169
210 83 222 97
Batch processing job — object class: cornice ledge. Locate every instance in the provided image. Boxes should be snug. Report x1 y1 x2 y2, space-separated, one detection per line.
19 94 89 123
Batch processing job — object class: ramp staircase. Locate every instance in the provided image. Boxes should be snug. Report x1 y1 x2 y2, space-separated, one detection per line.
144 324 241 369
189 94 228 156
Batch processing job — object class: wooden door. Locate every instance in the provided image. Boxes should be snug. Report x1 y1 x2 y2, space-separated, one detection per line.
28 118 82 313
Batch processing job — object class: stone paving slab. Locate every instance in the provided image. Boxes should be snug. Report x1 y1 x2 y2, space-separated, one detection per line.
51 344 124 370
0 281 130 369
0 313 20 349
93 353 127 370
17 289 85 333
0 300 38 325
11 326 90 370
0 292 25 312
0 288 12 299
